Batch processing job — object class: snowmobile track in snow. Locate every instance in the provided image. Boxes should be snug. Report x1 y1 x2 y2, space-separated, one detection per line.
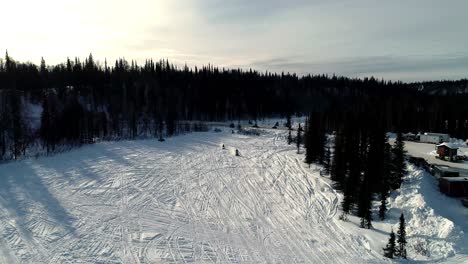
0 130 387 263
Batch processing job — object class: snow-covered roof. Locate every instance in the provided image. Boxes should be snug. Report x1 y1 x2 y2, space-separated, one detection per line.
433 165 459 172
424 132 449 137
440 177 468 182
436 142 458 149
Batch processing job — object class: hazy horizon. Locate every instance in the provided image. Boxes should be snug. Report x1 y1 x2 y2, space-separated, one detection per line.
3 0 468 82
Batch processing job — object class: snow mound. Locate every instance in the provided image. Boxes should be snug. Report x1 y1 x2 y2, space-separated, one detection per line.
388 165 466 261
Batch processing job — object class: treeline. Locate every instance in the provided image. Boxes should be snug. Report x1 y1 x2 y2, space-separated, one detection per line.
303 106 407 228
0 51 467 160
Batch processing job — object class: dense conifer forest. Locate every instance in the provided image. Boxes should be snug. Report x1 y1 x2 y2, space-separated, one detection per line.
0 52 467 161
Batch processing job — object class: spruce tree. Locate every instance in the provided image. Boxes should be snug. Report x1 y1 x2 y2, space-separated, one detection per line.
40 57 47 74
331 129 346 188
296 124 302 154
48 99 57 151
286 114 292 130
323 145 331 175
379 140 392 220
0 97 9 159
304 116 308 141
378 189 388 221
10 89 25 159
287 130 292 145
343 129 362 216
383 229 396 259
392 131 407 189
364 200 373 229
315 113 326 164
358 172 373 228
396 213 407 259
304 118 313 167
340 191 353 220
40 96 51 153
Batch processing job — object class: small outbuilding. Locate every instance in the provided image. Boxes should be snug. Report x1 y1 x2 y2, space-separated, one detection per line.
439 177 468 197
419 133 450 144
436 143 459 161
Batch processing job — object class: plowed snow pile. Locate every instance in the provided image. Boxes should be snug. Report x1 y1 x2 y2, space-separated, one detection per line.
0 129 465 263
387 165 468 262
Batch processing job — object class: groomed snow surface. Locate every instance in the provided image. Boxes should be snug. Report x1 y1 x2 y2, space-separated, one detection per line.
0 128 466 263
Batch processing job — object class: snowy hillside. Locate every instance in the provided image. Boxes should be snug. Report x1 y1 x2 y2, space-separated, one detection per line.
0 129 465 263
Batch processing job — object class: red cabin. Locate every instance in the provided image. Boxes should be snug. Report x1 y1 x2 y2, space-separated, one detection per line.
436 143 458 161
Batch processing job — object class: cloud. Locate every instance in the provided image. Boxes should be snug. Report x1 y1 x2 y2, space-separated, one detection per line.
194 0 313 23
2 0 468 81
247 54 468 81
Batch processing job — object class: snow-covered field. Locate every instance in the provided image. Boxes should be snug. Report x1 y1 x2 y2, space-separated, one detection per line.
0 128 466 263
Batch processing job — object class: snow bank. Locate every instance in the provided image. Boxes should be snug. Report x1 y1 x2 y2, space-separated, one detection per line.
388 164 467 262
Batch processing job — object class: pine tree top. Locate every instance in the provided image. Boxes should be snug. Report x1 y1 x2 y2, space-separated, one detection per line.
397 213 407 243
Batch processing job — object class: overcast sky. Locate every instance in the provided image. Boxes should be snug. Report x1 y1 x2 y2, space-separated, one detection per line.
3 0 468 81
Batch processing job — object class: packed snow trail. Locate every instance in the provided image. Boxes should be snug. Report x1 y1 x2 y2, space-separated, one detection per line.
0 129 387 263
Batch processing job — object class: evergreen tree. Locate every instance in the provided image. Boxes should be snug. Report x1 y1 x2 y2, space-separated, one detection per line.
10 89 25 159
0 52 466 162
286 114 292 130
341 128 361 219
317 132 326 164
304 116 309 145
48 98 57 151
287 130 292 145
392 132 407 189
5 50 13 72
396 213 407 259
340 191 353 221
366 124 387 194
383 229 396 259
40 57 47 74
331 129 347 188
358 172 373 228
379 140 392 220
304 118 313 167
323 145 331 175
378 189 388 221
296 123 302 154
40 96 51 153
0 97 8 159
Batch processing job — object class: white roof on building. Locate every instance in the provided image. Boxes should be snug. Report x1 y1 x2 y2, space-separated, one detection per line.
436 142 458 149
440 177 468 182
424 132 449 137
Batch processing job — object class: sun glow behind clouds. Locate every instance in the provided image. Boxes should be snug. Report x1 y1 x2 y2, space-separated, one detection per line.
2 0 173 63
2 0 468 81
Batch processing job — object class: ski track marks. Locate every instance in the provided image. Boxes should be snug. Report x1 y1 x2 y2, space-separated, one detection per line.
0 130 387 263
